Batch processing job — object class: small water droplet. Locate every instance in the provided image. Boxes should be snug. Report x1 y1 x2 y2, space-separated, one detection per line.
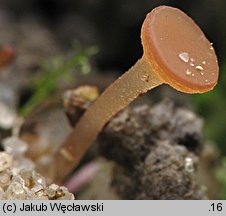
185 157 194 173
192 73 195 77
190 63 195 67
141 74 149 83
205 79 208 82
179 52 189 63
190 58 194 62
202 61 206 65
209 43 214 50
186 69 191 76
201 72 204 75
196 65 204 71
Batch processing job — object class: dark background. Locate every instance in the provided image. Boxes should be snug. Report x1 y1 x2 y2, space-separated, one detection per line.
1 0 225 70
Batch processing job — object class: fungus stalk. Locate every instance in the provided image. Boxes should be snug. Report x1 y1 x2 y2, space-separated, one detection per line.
53 6 218 182
54 58 162 181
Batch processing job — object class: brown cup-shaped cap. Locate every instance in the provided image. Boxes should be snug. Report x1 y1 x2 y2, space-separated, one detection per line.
141 6 219 93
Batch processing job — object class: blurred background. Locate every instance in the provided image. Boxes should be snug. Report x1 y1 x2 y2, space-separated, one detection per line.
0 0 226 199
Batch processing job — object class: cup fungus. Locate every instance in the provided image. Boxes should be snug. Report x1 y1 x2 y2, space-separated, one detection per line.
54 6 219 181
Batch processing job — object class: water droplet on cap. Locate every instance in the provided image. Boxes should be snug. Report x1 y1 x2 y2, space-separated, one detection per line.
209 43 214 50
179 52 189 63
196 65 204 71
186 69 191 76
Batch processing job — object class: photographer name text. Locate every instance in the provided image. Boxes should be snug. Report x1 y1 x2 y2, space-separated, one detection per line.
2 202 104 213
